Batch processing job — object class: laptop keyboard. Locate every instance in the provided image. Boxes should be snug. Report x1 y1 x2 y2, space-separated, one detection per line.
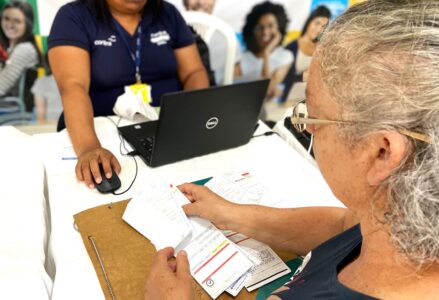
139 136 155 162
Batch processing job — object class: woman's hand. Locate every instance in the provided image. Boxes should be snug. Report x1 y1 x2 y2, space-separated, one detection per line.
262 30 282 57
75 146 121 188
179 183 237 230
144 248 193 300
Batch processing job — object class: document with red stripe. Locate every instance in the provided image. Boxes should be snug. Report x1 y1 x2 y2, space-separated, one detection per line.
180 217 253 299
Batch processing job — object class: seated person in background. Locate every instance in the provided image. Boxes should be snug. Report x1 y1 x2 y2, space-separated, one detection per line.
235 1 292 103
183 0 241 85
144 1 439 299
280 5 330 105
0 1 41 111
48 0 209 188
31 53 62 124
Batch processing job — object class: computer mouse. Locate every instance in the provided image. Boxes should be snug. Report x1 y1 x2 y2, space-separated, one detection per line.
94 164 121 194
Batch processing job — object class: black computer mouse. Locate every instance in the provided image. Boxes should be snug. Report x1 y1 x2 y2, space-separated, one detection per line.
94 164 121 194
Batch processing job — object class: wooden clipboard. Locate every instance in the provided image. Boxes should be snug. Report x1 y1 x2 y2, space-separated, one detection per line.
74 200 257 300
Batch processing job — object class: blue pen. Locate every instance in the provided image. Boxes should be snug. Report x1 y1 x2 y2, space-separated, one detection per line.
62 157 78 160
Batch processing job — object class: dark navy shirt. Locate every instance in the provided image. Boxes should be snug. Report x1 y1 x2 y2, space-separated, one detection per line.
48 1 193 116
274 224 379 299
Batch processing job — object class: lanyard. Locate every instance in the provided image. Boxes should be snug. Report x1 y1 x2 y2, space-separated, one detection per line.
113 19 142 83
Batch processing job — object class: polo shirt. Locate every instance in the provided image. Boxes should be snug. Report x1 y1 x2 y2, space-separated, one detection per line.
273 224 378 299
48 1 194 116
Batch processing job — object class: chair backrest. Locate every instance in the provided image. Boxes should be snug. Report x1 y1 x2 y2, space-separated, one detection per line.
0 68 36 125
182 11 237 85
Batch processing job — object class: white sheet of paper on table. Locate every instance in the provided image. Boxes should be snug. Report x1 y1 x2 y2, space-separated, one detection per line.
205 171 265 205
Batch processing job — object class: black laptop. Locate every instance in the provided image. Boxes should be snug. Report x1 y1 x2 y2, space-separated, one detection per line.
118 79 269 167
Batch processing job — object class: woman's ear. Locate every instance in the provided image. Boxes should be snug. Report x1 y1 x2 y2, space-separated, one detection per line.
366 131 410 186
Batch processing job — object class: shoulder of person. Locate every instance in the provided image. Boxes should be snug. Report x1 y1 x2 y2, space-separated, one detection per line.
273 47 293 62
13 42 35 52
57 1 88 15
55 1 94 22
11 42 37 57
157 1 181 20
241 50 256 60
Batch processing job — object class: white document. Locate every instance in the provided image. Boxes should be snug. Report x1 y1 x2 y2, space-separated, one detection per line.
123 183 253 299
205 171 265 205
226 231 291 291
123 182 192 251
183 219 253 299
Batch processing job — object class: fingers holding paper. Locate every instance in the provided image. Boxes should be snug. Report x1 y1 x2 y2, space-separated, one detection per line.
144 247 193 300
178 183 237 230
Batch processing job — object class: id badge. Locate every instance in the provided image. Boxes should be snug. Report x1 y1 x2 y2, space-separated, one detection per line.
128 82 151 105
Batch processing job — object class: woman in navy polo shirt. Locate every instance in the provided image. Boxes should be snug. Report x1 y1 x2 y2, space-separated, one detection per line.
48 0 209 188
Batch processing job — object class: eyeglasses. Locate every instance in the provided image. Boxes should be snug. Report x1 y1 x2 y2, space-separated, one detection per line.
290 99 431 143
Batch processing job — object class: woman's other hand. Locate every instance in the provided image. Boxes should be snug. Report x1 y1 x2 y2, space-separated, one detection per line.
264 30 282 57
144 248 193 300
179 183 237 230
75 146 121 188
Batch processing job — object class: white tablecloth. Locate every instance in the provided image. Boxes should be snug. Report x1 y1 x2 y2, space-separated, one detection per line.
0 127 52 300
31 117 342 300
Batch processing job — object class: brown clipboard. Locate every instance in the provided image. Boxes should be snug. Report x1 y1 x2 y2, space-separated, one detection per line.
74 200 257 300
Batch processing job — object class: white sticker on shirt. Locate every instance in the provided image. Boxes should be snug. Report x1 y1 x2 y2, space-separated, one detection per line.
150 30 170 46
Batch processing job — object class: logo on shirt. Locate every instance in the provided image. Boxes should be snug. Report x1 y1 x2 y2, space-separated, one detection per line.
206 117 219 130
94 35 117 47
150 31 170 46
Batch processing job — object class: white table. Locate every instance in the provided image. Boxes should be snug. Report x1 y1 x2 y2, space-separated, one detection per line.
0 127 52 300
32 117 342 300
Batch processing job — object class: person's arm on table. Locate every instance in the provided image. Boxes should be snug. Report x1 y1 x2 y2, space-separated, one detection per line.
179 183 358 256
175 44 209 90
144 247 193 300
49 46 121 188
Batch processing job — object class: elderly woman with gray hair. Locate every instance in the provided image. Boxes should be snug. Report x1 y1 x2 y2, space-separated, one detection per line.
143 1 439 299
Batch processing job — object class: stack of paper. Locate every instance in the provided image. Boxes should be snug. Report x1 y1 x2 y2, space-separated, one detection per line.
123 172 291 299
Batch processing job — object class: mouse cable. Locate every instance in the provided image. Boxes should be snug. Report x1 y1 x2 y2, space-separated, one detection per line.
252 131 280 139
105 116 138 196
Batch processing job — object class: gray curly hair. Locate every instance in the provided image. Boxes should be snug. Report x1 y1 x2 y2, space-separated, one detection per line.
316 0 439 267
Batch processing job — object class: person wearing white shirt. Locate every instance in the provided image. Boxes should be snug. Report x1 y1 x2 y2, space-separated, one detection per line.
234 1 292 119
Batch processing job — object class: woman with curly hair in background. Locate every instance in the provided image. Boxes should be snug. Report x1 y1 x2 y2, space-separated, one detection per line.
235 1 292 112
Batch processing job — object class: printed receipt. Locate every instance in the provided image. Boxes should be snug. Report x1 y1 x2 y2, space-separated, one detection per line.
123 182 192 251
123 183 253 299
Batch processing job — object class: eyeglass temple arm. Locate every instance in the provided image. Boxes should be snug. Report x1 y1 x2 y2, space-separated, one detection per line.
291 117 431 143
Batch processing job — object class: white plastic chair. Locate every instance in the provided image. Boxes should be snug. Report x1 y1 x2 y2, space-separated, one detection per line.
183 11 237 85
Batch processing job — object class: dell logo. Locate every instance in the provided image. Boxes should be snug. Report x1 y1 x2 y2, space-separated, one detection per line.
206 117 219 129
